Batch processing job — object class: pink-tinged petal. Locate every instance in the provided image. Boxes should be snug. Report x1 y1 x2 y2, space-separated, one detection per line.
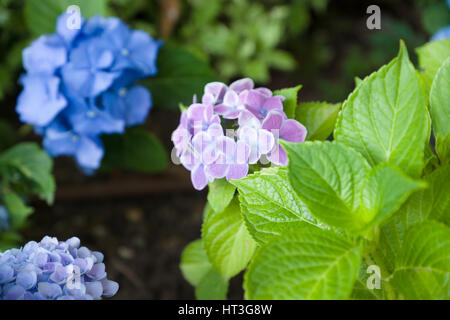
244 90 265 113
214 104 230 115
268 143 288 166
229 78 254 93
223 90 239 106
204 81 227 103
236 140 250 164
226 163 249 180
254 87 272 97
205 155 228 179
262 96 283 112
238 110 261 128
187 103 206 121
191 165 208 190
180 149 197 170
280 119 307 142
258 129 275 155
261 110 284 131
207 123 224 138
224 109 243 119
202 92 215 105
203 104 214 122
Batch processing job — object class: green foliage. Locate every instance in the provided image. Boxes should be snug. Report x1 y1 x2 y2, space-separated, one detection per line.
231 167 318 244
335 42 430 178
24 0 109 36
273 85 302 119
180 239 229 299
181 41 450 300
207 179 236 214
101 126 168 173
429 57 450 138
244 226 362 299
202 198 257 279
0 142 55 249
142 44 217 109
295 101 341 140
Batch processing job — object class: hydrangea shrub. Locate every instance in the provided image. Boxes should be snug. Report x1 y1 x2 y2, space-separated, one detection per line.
16 12 162 171
178 40 450 300
0 236 118 300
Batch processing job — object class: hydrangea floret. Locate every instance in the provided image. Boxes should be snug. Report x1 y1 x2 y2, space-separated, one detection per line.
172 78 307 190
0 236 119 300
16 13 162 171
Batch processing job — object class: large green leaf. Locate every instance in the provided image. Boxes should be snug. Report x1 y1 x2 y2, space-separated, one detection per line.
390 221 450 299
377 165 450 272
244 226 362 299
295 101 341 140
180 239 212 287
231 167 318 244
101 127 168 173
144 44 217 109
0 143 55 204
429 57 450 137
283 141 423 233
436 133 450 166
416 38 450 96
207 179 235 214
273 85 302 119
283 141 370 230
202 198 257 279
195 269 228 300
335 42 430 178
24 0 109 36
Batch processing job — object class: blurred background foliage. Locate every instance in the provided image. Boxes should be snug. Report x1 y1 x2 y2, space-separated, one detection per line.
1 0 449 107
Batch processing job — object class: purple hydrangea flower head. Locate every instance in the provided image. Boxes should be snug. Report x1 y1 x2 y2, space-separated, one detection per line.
262 110 307 165
172 78 307 190
0 236 118 300
16 13 161 172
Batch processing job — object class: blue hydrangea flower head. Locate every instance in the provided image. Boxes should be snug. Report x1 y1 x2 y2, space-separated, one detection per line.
0 236 119 300
16 12 162 171
431 25 450 41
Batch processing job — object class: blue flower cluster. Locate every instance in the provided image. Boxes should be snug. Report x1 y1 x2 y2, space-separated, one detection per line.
431 0 450 41
16 13 162 171
0 236 119 300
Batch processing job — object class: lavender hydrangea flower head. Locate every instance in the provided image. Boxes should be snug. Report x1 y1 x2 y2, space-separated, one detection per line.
171 78 307 190
0 236 118 300
16 13 162 171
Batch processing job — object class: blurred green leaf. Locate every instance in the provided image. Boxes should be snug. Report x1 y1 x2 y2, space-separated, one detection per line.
2 191 33 229
24 0 109 36
101 126 168 173
143 44 217 109
296 101 341 140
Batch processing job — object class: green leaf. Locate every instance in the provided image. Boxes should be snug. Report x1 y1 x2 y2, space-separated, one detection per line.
202 198 257 279
295 101 341 140
231 166 318 244
358 164 426 231
283 141 370 230
144 44 217 109
335 42 430 178
273 85 302 119
195 269 228 300
207 179 236 214
429 57 450 138
283 141 423 232
0 143 55 204
180 239 212 287
101 127 168 173
436 133 450 166
351 260 386 300
416 39 450 96
2 192 33 229
390 221 450 299
244 226 362 299
377 165 450 273
24 0 109 36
